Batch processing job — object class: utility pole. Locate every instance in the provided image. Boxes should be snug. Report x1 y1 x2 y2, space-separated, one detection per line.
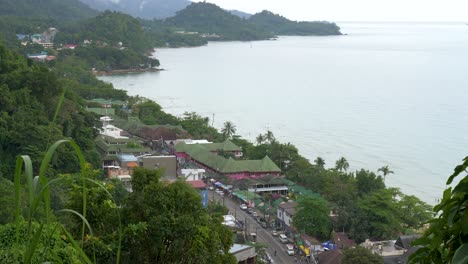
212 113 215 127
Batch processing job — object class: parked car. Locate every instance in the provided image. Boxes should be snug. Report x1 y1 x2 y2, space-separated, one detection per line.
208 186 214 191
286 244 294 256
271 230 279 237
252 212 258 218
247 208 254 214
261 221 268 228
240 204 248 210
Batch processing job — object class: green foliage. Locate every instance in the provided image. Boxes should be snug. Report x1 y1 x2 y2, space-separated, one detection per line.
122 167 236 263
0 221 85 264
409 157 468 264
0 43 100 179
71 46 159 71
0 0 97 22
54 55 128 100
342 247 383 264
179 112 223 141
141 19 208 47
221 121 237 140
248 10 342 36
0 177 17 224
294 196 330 240
335 157 350 172
164 2 273 41
56 11 151 53
355 169 385 196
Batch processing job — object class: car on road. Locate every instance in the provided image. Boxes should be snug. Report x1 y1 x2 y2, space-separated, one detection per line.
252 212 258 218
247 208 254 214
216 190 224 196
271 230 279 236
208 186 214 191
240 204 248 210
260 221 267 228
286 244 294 256
279 234 289 243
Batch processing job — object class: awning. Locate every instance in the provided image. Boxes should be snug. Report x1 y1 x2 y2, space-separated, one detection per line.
214 182 222 186
299 245 310 256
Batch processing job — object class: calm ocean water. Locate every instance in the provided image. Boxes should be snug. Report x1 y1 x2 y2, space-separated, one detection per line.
99 22 468 204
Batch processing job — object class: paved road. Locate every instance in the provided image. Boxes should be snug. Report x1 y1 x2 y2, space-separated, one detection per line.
210 191 295 264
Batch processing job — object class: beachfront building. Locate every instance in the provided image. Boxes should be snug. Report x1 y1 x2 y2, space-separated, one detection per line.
175 142 281 180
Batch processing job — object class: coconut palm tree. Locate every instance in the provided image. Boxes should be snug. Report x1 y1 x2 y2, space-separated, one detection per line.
221 121 236 140
378 165 394 183
314 157 326 168
265 130 275 144
335 157 349 172
256 134 265 145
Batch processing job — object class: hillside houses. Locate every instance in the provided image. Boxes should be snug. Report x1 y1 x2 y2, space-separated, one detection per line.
175 141 280 180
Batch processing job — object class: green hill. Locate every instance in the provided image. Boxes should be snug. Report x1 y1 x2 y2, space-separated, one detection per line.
0 0 98 21
57 11 152 52
248 10 342 36
164 2 273 41
78 0 191 19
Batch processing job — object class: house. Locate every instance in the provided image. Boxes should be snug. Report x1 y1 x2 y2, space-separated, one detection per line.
317 249 343 264
181 168 206 181
27 51 47 60
38 42 54 48
247 177 289 195
276 200 297 232
175 139 243 157
175 142 281 180
63 44 78 49
333 232 356 249
229 244 256 264
138 155 177 180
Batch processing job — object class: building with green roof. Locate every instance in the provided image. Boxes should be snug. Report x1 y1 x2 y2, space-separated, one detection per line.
175 141 281 180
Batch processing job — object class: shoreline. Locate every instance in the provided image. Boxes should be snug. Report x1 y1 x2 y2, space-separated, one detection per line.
93 68 164 76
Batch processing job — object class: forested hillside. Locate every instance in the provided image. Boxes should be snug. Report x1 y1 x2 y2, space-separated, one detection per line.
78 0 191 19
0 43 101 179
249 10 342 36
0 0 97 21
164 2 274 41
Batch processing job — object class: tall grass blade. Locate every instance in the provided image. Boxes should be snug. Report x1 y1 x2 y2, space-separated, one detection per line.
14 155 34 243
37 140 87 238
59 224 93 264
46 91 66 149
58 209 95 263
24 223 44 264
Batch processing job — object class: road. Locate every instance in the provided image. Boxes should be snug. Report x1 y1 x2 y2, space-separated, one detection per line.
210 190 295 264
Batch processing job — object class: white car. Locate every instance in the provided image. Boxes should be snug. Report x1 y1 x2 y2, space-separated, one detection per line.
208 186 214 191
286 244 294 256
240 204 248 210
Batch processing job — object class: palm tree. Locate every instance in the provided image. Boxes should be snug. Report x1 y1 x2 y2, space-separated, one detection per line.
314 157 325 168
221 121 236 140
335 157 349 173
256 134 265 145
265 130 275 144
378 165 394 183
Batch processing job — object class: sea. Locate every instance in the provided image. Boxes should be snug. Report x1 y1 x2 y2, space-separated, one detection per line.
99 22 468 204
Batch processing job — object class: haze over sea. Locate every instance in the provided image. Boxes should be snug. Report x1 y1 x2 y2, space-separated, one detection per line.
99 22 468 204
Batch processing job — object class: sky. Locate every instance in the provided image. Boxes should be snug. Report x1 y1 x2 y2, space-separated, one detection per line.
192 0 467 22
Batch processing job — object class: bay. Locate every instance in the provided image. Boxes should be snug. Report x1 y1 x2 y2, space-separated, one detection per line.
99 22 468 204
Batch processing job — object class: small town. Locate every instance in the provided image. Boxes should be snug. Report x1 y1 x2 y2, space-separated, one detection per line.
0 1 466 263
89 98 422 264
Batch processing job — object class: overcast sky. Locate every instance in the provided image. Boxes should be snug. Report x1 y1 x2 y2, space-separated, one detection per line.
193 0 467 22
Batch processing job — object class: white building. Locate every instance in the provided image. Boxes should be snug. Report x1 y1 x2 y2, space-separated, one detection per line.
276 200 297 231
